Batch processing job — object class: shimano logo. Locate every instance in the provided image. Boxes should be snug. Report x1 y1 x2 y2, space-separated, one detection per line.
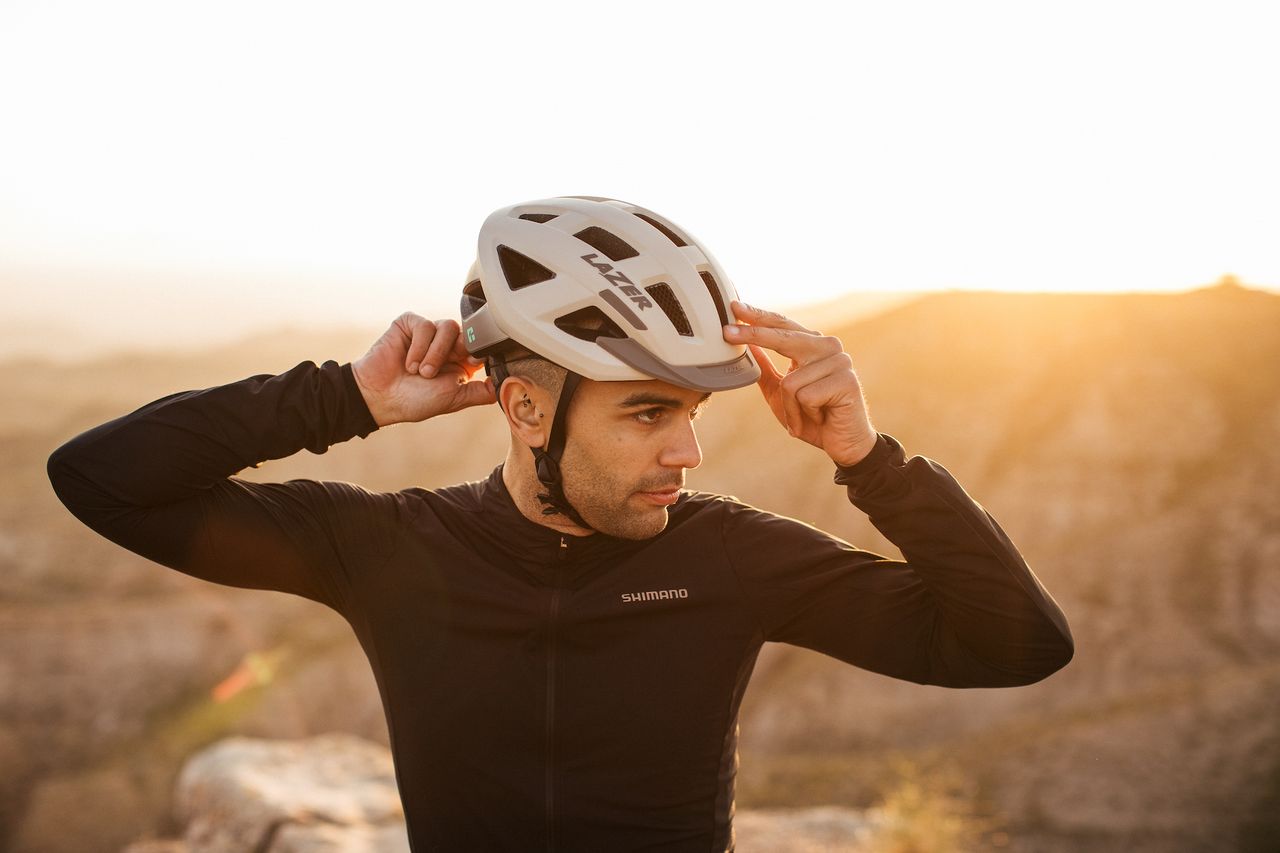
621 588 689 603
581 253 652 311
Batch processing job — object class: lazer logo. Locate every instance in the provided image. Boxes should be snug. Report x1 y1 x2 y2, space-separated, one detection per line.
580 253 652 311
621 588 689 603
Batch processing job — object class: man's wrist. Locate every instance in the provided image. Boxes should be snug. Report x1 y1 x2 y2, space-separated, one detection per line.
830 433 883 468
832 433 893 480
345 362 392 429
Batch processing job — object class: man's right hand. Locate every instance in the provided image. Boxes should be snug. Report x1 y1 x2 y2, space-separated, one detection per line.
351 313 497 427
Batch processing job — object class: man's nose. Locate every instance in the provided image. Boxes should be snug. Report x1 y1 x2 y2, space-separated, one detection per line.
660 418 703 470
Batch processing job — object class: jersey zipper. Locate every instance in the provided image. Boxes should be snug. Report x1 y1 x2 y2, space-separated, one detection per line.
546 534 568 853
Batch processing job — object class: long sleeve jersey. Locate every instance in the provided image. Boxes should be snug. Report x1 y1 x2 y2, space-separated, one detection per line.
46 358 1073 852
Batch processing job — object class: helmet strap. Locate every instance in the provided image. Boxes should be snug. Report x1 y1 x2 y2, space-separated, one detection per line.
488 357 513 414
528 370 593 530
490 355 592 530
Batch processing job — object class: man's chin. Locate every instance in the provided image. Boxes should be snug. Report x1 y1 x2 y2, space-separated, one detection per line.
591 506 670 541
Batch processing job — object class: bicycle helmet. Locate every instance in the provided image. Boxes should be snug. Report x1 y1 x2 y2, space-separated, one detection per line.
459 195 761 529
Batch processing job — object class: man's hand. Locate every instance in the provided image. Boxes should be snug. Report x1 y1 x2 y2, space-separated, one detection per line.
351 313 496 427
723 300 879 467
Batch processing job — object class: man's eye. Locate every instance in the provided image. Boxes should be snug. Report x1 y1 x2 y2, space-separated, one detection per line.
635 408 665 425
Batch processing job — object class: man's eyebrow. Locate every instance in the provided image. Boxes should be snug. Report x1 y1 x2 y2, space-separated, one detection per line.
617 391 713 409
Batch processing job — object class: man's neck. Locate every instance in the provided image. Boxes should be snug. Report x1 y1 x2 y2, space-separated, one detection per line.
502 450 596 537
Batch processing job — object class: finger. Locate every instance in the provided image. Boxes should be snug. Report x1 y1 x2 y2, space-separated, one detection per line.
748 342 783 389
792 377 828 426
748 342 784 409
777 351 852 431
746 343 791 430
437 357 488 386
779 351 851 402
404 317 437 374
730 300 816 334
418 320 460 377
780 375 805 436
724 323 840 367
450 375 497 411
794 371 855 425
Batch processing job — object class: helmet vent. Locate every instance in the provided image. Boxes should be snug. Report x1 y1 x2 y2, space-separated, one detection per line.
573 226 639 262
554 306 627 342
634 213 688 247
699 271 730 327
460 279 486 319
518 213 558 223
497 245 557 290
645 283 693 336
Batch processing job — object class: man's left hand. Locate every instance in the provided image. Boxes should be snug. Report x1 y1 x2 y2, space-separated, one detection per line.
723 301 879 467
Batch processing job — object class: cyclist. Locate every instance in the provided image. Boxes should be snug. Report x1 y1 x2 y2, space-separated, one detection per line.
48 195 1073 852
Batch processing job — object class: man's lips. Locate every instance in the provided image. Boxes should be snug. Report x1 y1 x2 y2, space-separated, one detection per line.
637 485 682 506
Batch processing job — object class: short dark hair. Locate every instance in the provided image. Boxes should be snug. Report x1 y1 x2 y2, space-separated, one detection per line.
495 310 616 403
499 349 568 402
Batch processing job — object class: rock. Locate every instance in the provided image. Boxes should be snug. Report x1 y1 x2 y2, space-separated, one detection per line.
735 806 878 852
12 763 156 853
269 822 414 852
174 733 408 853
146 731 877 853
121 842 189 853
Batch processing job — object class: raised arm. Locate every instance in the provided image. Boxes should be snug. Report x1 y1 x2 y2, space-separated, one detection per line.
721 432 1073 687
718 301 1072 687
47 312 496 613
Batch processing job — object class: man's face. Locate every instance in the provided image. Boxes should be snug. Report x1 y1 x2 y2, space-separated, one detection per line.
557 377 710 540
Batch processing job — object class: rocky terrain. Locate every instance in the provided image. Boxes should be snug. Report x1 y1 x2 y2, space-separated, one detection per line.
118 734 888 853
4 281 1278 851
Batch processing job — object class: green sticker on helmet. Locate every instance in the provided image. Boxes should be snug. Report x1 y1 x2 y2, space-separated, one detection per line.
466 327 476 343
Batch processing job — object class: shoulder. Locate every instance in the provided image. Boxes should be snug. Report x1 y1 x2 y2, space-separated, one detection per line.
671 488 737 512
667 488 756 530
418 479 485 511
672 488 761 514
394 476 490 519
266 479 421 526
676 487 836 541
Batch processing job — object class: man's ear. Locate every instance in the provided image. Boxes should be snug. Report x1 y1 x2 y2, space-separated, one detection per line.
500 376 550 449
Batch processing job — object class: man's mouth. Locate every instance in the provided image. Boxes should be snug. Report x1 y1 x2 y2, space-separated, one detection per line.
637 485 682 506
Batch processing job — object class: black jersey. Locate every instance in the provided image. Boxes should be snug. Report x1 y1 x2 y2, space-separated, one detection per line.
47 358 1073 852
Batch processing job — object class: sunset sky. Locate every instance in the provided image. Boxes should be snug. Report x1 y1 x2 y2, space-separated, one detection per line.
2 1 1277 356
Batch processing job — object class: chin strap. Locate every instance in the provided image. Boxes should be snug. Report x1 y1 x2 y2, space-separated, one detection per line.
530 370 592 529
489 358 593 530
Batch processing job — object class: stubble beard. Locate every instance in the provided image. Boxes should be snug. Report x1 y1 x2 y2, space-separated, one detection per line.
558 441 671 541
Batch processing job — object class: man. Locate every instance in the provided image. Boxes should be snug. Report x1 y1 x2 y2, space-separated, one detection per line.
48 196 1073 852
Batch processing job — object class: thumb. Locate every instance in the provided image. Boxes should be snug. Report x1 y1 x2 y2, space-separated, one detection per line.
451 376 497 411
749 343 782 395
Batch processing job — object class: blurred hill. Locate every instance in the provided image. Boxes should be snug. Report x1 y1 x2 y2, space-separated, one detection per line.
3 281 1279 851
0 289 922 365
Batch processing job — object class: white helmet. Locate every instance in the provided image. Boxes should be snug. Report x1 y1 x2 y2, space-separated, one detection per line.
460 195 760 392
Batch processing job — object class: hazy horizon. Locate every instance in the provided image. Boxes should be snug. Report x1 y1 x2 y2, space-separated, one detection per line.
4 3 1277 358
4 271 1271 364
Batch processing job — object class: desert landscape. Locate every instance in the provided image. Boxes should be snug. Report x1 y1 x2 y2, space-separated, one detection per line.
4 280 1279 851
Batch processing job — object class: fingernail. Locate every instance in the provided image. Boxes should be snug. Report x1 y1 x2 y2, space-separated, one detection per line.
724 325 741 337
407 362 419 373
421 364 436 377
